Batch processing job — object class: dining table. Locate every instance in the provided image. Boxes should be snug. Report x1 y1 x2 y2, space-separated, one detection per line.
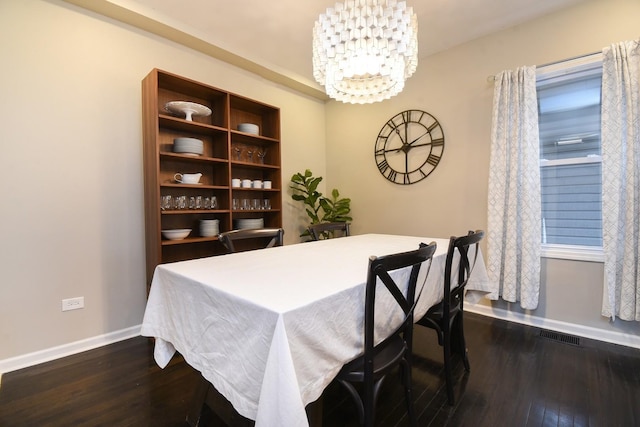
140 233 491 427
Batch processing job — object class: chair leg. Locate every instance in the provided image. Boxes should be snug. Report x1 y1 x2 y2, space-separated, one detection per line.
364 376 382 427
400 360 417 427
443 330 455 406
337 380 364 425
453 314 470 372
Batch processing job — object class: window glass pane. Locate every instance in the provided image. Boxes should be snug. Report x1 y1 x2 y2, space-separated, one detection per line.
539 75 601 161
537 64 602 247
541 163 602 246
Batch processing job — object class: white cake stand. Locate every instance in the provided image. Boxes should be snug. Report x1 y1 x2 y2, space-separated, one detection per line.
165 101 212 121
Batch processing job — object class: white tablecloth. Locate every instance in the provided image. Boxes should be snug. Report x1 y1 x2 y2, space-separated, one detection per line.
140 234 490 427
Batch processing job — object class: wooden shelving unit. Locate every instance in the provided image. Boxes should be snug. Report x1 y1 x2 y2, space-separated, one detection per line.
142 69 282 288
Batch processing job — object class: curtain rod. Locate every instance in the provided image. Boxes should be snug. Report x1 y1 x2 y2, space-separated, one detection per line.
486 50 600 82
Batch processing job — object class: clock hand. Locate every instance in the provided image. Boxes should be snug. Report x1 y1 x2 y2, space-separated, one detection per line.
407 130 430 147
410 141 435 148
389 131 431 153
405 148 409 173
384 146 404 153
394 127 407 145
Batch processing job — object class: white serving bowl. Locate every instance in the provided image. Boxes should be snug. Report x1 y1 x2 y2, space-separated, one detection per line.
161 228 192 240
238 123 259 135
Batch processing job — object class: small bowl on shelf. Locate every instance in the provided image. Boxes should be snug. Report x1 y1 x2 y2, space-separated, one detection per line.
161 229 192 240
238 123 259 135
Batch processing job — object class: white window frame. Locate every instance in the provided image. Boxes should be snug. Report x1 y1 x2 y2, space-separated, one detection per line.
537 54 604 263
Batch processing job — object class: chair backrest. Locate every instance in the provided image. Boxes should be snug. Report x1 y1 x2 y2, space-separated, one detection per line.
218 228 284 253
308 222 351 240
363 241 438 365
443 230 484 314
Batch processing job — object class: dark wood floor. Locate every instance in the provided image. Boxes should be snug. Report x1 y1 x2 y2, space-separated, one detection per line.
1 312 639 426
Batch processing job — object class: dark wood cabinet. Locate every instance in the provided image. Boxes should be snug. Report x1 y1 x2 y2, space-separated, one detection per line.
142 69 282 288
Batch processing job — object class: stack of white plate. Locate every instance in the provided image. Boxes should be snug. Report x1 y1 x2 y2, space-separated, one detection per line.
199 219 219 237
238 123 259 135
173 137 204 156
234 218 264 230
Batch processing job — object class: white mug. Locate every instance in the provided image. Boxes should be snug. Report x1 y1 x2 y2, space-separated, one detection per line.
231 178 241 187
263 180 272 189
174 173 202 184
241 179 252 188
252 180 262 188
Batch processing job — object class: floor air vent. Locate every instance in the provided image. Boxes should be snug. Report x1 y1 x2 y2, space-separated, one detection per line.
539 330 581 346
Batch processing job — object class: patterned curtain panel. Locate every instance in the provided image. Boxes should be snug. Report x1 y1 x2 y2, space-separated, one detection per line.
487 66 541 310
601 39 640 321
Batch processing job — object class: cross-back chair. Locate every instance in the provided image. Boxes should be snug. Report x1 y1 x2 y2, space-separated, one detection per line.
308 222 351 240
336 241 438 427
416 229 484 405
218 228 284 253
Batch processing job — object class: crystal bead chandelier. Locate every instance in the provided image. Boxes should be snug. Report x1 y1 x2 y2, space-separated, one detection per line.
312 0 418 104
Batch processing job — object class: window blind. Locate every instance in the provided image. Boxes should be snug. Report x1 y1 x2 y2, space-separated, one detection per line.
537 68 602 247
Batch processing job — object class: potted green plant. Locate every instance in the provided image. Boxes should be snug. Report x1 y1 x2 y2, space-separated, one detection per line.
290 169 352 238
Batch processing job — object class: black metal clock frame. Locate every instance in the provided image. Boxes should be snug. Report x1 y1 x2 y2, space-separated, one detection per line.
374 109 445 185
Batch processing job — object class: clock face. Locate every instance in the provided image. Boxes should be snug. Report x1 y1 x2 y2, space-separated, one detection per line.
374 110 445 185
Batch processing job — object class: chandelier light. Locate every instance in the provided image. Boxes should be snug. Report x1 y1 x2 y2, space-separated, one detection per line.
312 0 418 104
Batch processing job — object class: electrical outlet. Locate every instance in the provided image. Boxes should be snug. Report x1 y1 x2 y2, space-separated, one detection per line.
62 297 84 312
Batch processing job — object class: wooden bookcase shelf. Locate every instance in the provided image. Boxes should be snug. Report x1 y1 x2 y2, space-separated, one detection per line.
142 69 282 288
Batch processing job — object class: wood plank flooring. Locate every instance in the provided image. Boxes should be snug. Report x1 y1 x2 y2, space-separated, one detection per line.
1 312 639 426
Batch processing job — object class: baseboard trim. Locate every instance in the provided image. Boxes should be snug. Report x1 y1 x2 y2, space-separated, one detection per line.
2 308 638 378
466 304 640 349
0 325 141 375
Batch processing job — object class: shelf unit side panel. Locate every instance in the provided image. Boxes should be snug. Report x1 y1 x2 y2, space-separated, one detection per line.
142 70 163 287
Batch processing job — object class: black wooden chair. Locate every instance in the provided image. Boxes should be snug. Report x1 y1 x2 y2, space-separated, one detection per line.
336 241 438 427
308 222 351 240
416 230 484 405
218 228 284 253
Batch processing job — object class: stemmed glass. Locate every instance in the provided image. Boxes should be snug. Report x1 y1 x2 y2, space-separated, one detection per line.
246 147 255 162
257 148 267 164
233 144 243 161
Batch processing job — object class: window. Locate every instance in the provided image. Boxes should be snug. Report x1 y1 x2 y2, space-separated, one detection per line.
536 55 604 261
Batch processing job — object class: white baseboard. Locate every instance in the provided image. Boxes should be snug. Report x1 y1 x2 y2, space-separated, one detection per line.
466 304 640 349
0 325 141 376
2 308 638 382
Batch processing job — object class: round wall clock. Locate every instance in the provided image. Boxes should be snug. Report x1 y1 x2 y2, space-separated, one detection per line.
374 109 445 185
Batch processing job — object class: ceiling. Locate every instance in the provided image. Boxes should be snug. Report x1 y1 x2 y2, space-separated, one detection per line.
67 0 588 99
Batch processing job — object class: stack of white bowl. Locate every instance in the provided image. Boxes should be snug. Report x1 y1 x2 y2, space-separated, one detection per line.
238 123 259 135
234 218 264 230
199 219 219 237
173 137 204 156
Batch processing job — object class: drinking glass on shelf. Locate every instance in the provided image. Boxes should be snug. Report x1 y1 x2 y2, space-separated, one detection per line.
204 197 211 209
263 199 271 210
195 196 203 209
232 198 240 210
189 196 196 210
161 195 172 210
211 196 218 209
257 148 267 164
241 199 250 210
246 147 255 162
174 196 187 209
252 199 261 210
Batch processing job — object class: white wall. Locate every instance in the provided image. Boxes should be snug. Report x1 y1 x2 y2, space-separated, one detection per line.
324 0 640 341
0 0 326 363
